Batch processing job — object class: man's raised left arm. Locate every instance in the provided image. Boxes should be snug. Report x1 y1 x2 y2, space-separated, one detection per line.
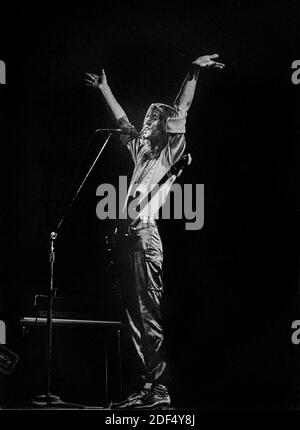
175 54 224 114
167 54 225 134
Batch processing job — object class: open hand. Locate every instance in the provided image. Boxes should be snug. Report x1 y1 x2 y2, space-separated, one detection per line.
85 69 107 88
192 54 225 69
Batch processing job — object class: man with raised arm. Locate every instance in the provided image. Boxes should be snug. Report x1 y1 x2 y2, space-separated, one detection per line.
86 54 224 409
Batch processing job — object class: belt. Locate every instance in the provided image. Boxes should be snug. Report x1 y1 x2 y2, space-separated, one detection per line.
129 216 156 232
139 215 156 224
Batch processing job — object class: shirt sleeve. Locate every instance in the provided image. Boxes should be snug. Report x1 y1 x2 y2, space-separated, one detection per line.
117 116 139 164
162 108 187 166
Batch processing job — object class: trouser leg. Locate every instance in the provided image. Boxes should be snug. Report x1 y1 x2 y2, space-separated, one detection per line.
120 224 168 385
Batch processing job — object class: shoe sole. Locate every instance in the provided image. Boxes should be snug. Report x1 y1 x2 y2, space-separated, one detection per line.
133 403 173 410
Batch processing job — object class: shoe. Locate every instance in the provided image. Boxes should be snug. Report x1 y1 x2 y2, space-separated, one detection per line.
109 383 151 409
133 383 171 410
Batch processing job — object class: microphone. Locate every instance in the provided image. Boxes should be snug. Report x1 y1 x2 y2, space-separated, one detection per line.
95 127 139 138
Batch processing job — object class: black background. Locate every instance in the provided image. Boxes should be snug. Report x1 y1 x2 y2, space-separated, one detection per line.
0 1 299 409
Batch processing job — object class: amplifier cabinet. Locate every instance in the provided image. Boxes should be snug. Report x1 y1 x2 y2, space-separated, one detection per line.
20 317 123 407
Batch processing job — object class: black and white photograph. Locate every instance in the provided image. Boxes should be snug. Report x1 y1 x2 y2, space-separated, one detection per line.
0 1 299 422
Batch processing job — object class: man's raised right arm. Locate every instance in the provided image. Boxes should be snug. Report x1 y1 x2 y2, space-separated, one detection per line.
85 69 129 125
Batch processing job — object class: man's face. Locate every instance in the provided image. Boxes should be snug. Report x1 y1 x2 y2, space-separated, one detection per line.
141 107 164 141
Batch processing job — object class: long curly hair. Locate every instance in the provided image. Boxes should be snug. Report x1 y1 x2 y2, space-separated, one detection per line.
142 103 177 153
144 103 177 132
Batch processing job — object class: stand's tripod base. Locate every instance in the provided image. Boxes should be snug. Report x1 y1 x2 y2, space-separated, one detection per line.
31 394 85 408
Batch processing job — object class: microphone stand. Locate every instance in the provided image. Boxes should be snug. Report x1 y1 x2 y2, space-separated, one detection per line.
31 132 112 408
